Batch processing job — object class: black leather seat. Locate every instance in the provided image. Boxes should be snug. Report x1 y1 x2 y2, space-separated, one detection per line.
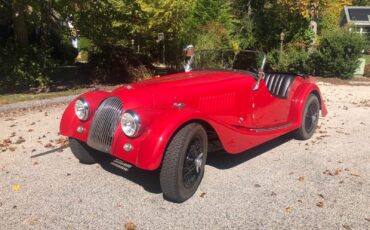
264 73 295 98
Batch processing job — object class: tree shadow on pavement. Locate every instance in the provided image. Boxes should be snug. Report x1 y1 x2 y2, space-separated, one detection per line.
98 156 162 194
207 133 293 170
31 145 70 158
31 145 162 194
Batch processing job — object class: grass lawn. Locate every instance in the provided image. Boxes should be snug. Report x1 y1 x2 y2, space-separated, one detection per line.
362 55 370 65
0 88 89 105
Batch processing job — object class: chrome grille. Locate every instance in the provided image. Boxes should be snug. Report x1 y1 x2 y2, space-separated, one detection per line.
87 97 123 153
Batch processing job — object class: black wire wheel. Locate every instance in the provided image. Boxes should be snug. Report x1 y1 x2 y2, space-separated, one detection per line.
160 123 208 203
295 94 320 140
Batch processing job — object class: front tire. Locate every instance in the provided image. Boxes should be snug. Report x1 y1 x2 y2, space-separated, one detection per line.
160 123 208 203
295 94 320 140
69 138 103 164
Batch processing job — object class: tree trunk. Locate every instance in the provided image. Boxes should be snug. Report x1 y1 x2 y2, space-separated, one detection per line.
12 0 28 48
40 0 52 45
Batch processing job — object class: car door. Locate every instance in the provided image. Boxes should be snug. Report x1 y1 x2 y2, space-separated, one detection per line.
250 77 292 129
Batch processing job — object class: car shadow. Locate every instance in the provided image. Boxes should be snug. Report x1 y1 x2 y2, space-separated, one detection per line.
206 133 293 170
98 156 162 194
31 133 293 195
31 145 162 194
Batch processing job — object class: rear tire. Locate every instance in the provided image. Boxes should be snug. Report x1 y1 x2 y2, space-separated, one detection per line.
295 94 320 140
69 138 103 164
160 123 208 203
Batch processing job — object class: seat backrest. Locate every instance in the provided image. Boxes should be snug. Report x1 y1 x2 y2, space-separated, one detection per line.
264 73 295 98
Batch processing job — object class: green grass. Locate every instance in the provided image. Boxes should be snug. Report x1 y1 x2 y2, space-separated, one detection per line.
362 55 370 65
0 88 89 105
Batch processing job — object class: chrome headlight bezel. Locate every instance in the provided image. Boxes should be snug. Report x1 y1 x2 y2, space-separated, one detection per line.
121 110 141 137
74 98 89 121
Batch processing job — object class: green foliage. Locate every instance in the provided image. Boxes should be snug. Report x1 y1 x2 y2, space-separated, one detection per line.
352 0 369 6
88 45 154 83
0 45 56 92
267 46 311 73
311 30 367 79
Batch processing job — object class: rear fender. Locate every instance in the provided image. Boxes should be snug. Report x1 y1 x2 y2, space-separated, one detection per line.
291 83 327 127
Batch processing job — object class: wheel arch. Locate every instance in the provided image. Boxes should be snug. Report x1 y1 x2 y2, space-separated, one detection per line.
292 83 327 127
137 111 221 170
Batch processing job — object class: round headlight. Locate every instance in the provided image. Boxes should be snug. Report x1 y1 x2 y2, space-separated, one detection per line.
121 110 141 137
75 98 89 121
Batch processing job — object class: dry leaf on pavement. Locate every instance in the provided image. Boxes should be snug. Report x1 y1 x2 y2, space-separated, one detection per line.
125 222 136 230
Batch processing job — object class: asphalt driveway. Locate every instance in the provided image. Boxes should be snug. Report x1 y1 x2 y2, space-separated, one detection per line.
0 82 369 229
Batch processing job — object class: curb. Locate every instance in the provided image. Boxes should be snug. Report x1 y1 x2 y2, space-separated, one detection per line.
0 95 77 113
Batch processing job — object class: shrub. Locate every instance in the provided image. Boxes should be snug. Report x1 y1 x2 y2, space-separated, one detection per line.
0 45 56 92
88 45 155 83
267 45 310 74
310 30 367 79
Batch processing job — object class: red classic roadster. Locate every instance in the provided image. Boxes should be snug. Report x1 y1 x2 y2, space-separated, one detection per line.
60 50 327 202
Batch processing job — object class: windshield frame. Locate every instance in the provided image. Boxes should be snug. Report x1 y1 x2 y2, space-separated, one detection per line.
188 49 265 77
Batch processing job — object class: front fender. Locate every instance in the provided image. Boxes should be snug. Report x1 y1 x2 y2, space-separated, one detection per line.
59 91 110 141
136 107 208 170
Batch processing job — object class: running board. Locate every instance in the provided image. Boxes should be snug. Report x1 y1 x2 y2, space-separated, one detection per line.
250 123 292 132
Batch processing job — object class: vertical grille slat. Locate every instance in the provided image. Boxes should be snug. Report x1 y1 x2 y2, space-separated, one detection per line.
87 97 123 153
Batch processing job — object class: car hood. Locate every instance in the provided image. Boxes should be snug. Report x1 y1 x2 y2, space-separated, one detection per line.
112 70 256 109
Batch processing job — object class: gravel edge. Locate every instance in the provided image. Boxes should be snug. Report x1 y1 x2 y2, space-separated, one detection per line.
0 95 77 113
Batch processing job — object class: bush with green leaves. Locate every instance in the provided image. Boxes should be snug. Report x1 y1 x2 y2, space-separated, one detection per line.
88 45 155 83
0 45 56 92
310 30 367 79
267 45 310 74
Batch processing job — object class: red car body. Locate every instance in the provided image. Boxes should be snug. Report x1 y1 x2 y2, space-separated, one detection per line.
60 70 327 170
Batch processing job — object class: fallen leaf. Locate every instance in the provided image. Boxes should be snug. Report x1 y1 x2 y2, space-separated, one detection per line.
15 137 26 145
298 176 305 182
364 218 370 222
342 224 352 230
316 201 324 208
200 192 206 198
12 185 20 191
125 222 136 230
284 207 292 213
44 143 54 148
9 147 16 152
335 169 342 176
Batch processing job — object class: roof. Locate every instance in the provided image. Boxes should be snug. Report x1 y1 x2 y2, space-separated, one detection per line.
343 6 370 26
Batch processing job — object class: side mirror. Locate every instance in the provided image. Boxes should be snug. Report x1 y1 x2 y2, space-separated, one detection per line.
253 54 267 91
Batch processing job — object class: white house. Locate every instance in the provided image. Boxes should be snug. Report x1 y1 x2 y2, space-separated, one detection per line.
341 6 370 35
